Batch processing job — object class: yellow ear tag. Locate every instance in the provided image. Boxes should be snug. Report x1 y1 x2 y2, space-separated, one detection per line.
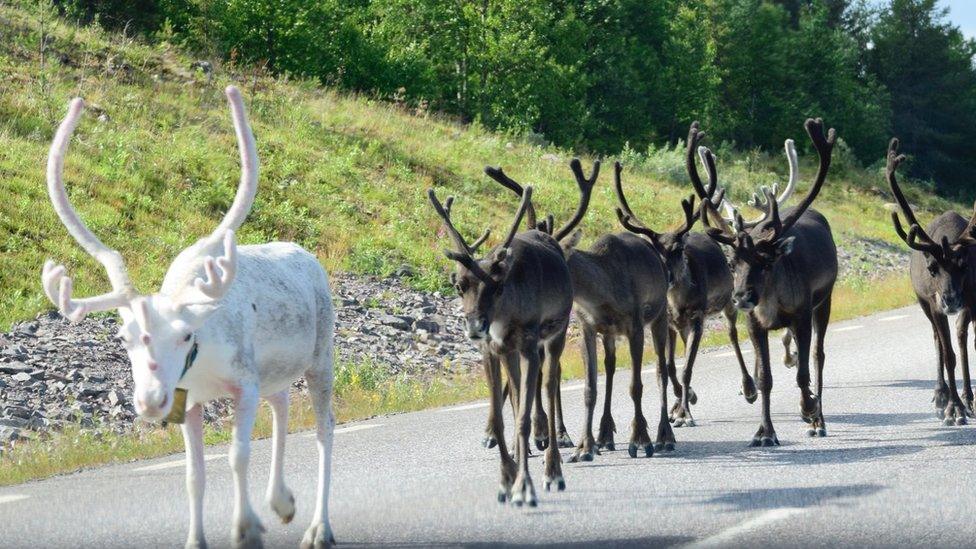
163 388 189 425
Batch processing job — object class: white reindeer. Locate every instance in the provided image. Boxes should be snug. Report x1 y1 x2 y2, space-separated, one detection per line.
40 86 337 549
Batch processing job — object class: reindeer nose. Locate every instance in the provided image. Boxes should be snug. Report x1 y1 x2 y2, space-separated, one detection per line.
732 290 754 309
136 388 170 416
466 318 489 340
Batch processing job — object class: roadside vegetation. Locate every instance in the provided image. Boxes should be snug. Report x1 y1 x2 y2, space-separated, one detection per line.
0 2 948 484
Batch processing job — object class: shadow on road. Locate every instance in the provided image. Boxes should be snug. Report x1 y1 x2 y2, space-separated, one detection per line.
669 440 924 466
703 483 884 511
339 537 692 548
829 411 932 427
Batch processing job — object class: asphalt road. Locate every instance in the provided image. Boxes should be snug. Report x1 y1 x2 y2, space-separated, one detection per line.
3 305 976 548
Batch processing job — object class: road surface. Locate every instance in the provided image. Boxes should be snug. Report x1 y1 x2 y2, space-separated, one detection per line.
2 305 976 548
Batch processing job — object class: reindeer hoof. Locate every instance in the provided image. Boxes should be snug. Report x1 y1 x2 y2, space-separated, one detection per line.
943 417 955 427
817 427 827 437
688 387 698 405
557 432 574 448
761 436 779 447
806 428 817 437
627 443 638 458
534 436 549 451
483 436 497 449
957 416 968 426
643 444 654 458
544 476 566 492
654 441 675 452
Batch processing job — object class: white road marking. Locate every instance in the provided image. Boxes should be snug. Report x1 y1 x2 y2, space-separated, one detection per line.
715 349 752 358
303 423 385 438
880 314 908 322
0 495 29 505
832 325 864 333
133 454 226 472
561 383 585 392
686 507 803 548
438 402 490 413
335 424 384 434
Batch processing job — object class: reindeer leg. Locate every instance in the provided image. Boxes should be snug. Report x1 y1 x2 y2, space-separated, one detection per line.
181 404 206 549
265 390 296 524
793 317 818 430
810 293 831 437
482 351 505 449
570 323 600 462
667 327 682 401
651 314 676 452
725 305 756 403
228 382 265 548
667 327 683 420
920 301 950 419
488 354 517 502
532 349 550 451
956 309 974 416
674 318 703 428
627 320 652 458
554 361 574 448
782 329 798 369
511 341 540 507
597 334 617 451
303 365 336 549
934 313 968 425
748 315 778 447
543 331 567 492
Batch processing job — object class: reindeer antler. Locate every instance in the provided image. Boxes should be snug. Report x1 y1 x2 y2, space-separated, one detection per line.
178 86 258 305
554 159 599 241
699 196 737 247
41 98 135 322
886 138 943 256
756 119 836 245
718 139 798 230
614 161 698 249
445 196 491 253
428 189 493 283
484 166 537 231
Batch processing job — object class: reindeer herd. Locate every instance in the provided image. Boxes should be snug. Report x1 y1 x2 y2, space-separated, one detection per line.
33 86 976 547
428 116 976 509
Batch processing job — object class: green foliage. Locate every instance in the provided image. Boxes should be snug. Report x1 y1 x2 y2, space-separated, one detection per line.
47 0 976 197
868 0 976 195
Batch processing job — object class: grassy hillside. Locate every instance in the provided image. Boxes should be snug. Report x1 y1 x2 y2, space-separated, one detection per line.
0 1 959 330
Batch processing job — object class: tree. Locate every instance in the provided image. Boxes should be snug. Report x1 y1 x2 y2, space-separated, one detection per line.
869 0 976 194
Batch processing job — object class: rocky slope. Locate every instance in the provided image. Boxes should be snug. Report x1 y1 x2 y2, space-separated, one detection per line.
0 240 907 453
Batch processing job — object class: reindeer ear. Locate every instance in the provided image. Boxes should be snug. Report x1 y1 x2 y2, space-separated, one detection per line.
489 247 513 278
777 236 796 257
561 230 583 253
180 301 221 326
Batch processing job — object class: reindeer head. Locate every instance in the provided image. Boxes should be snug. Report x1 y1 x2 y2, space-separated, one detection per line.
887 138 976 314
613 161 697 289
700 118 835 311
428 187 531 340
41 87 257 420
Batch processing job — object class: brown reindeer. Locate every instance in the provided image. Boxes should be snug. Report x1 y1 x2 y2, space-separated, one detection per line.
699 118 838 445
486 160 674 462
615 128 757 428
428 185 572 506
886 138 976 424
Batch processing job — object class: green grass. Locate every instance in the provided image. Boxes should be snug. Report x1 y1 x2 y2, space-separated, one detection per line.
0 1 958 330
0 2 927 485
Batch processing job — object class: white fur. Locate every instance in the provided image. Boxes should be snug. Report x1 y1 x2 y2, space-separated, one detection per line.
714 139 798 226
41 87 336 549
